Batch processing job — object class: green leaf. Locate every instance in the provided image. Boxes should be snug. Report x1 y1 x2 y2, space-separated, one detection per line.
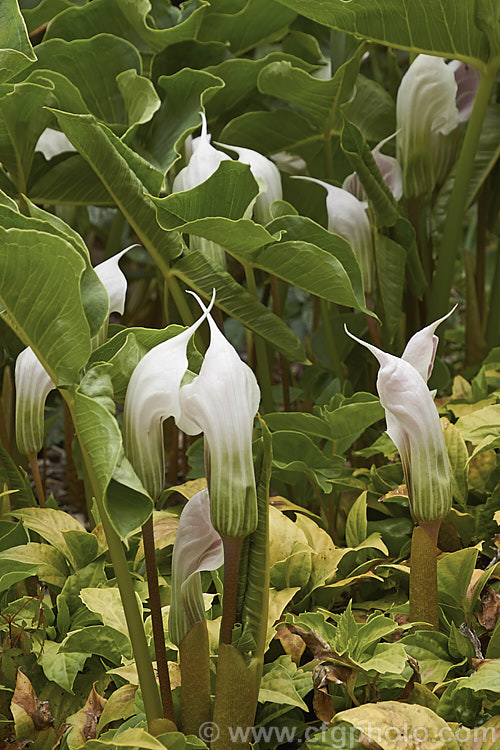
400 631 463 684
341 118 399 227
198 0 297 55
50 108 182 267
129 69 223 173
37 640 89 693
374 233 406 339
334 701 460 750
272 430 344 492
345 491 368 548
359 642 408 674
171 250 308 363
0 0 37 84
46 0 208 53
0 227 91 383
322 392 384 453
259 659 308 710
221 108 319 159
456 404 500 444
74 367 153 541
0 542 68 588
29 153 113 206
437 547 478 610
11 508 92 570
89 325 184 401
475 0 500 60
277 214 366 300
116 69 161 131
97 683 137 734
60 625 132 663
0 80 52 192
274 0 491 68
80 587 142 637
257 51 361 130
467 104 500 206
20 0 85 33
441 418 469 508
0 558 39 593
24 35 142 127
265 412 333 441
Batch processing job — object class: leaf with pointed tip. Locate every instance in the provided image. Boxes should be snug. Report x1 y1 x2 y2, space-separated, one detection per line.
172 250 308 363
29 154 114 206
0 0 37 84
46 0 208 53
198 0 297 55
153 160 277 253
0 81 53 192
128 68 224 173
257 52 361 130
21 35 142 127
50 109 182 267
0 202 108 339
0 227 91 383
274 0 491 67
374 233 406 339
341 118 399 227
74 367 153 540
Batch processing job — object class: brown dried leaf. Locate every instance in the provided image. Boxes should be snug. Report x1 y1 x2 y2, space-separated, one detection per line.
399 656 421 702
312 663 352 724
65 683 107 747
275 625 306 665
287 624 334 661
10 670 53 741
478 586 500 631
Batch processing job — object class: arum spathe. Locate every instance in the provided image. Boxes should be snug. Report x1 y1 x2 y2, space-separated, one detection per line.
179 295 260 539
346 310 455 523
173 113 230 268
169 488 223 646
216 143 282 223
15 248 131 457
294 176 375 294
395 54 480 198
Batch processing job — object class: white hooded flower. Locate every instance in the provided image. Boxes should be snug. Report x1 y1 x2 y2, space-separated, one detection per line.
15 248 131 456
178 296 260 538
124 290 260 537
173 113 231 268
396 54 461 198
216 144 283 223
123 293 215 498
294 176 375 294
35 128 76 159
168 488 223 646
346 309 455 523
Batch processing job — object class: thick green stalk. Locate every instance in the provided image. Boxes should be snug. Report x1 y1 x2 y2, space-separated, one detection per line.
179 621 211 735
28 453 45 508
63 394 163 728
212 644 256 750
220 536 244 645
486 234 500 348
409 520 441 630
320 299 344 384
428 69 496 320
243 264 274 413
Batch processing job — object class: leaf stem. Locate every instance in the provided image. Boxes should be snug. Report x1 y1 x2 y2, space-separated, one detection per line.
428 69 496 320
179 621 211 735
167 274 194 326
243 264 274 413
63 394 163 728
320 299 344 384
28 453 45 508
142 515 176 723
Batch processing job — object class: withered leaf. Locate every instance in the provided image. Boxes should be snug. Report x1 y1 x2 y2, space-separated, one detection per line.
478 586 500 631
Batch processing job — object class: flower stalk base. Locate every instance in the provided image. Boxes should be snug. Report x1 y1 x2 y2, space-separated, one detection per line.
409 519 441 630
179 621 211 735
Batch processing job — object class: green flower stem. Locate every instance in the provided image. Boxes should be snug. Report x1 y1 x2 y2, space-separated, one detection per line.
142 515 175 723
270 275 291 410
320 299 344 383
220 535 244 645
243 263 274 413
486 235 500 348
28 453 45 508
167 274 194 326
409 519 441 630
179 621 211 735
428 69 496 320
105 208 127 257
63 394 163 729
